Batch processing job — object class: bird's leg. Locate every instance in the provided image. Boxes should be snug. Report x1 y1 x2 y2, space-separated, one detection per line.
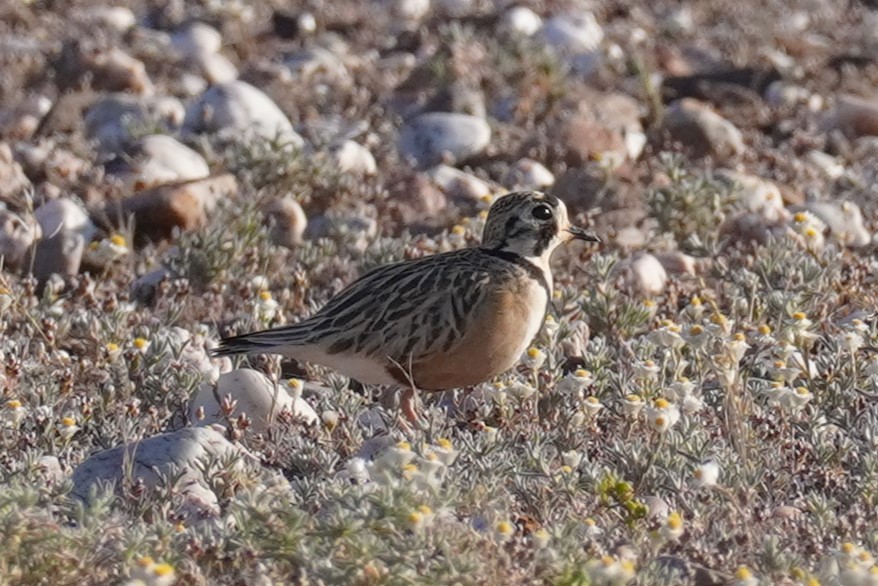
400 385 421 426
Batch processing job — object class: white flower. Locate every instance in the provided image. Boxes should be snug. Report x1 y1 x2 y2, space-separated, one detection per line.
645 398 680 433
287 378 304 400
543 314 559 338
556 369 593 398
507 381 536 400
650 321 685 349
57 415 80 439
660 511 684 541
683 324 709 349
583 396 603 417
621 394 645 417
727 332 750 362
255 290 280 322
841 331 864 354
531 528 550 549
494 520 515 543
732 566 758 586
692 460 720 488
685 296 704 319
778 386 813 413
84 234 129 267
2 399 26 428
633 360 660 380
0 286 12 312
561 450 583 469
522 347 546 370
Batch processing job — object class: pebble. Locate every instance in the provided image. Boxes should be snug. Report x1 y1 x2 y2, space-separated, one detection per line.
171 22 223 57
33 198 96 242
100 174 238 242
190 368 318 433
263 196 308 248
800 201 871 247
85 93 185 151
540 12 604 53
0 143 31 205
130 266 171 304
332 140 377 175
504 158 555 190
653 251 698 276
806 150 845 179
719 212 777 246
70 426 248 519
500 6 543 37
820 94 878 139
29 230 85 282
715 170 787 222
391 0 431 29
0 207 41 269
660 98 745 160
105 134 210 191
617 253 668 295
427 165 495 202
387 174 449 227
79 6 137 31
398 112 491 168
184 80 304 148
285 46 349 81
61 43 153 94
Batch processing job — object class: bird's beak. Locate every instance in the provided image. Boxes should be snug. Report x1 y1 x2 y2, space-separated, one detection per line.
565 226 601 243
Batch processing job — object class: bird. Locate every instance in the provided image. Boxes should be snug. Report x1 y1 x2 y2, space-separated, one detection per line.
212 190 600 422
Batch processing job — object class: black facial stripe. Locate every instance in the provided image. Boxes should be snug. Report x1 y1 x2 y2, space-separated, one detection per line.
533 221 558 257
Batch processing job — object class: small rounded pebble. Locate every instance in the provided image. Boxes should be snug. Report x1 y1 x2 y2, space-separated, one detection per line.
427 165 495 202
398 112 491 168
617 253 668 295
85 94 185 151
715 170 788 222
264 196 308 248
800 201 871 247
332 140 377 175
540 12 604 53
29 230 85 282
500 6 543 36
661 98 745 161
504 158 555 189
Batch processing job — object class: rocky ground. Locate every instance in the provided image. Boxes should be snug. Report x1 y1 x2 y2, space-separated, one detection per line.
3 0 878 584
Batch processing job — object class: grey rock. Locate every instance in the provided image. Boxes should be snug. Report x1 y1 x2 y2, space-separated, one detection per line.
33 198 96 242
661 98 744 160
0 207 40 269
30 229 84 281
184 81 304 148
398 112 491 167
85 93 185 151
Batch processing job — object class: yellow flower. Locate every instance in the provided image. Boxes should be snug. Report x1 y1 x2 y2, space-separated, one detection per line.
451 225 466 236
793 212 808 223
792 312 807 321
61 416 76 427
132 337 149 350
153 563 174 577
436 438 452 450
106 342 120 352
5 399 22 410
109 234 127 247
653 398 670 409
758 324 771 335
397 441 411 451
259 290 272 301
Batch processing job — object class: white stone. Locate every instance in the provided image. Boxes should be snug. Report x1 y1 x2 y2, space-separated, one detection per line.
807 150 844 179
398 112 491 167
332 140 377 175
184 81 304 148
427 165 493 201
70 426 248 517
391 0 431 26
193 52 238 84
803 201 871 247
505 158 554 189
190 368 318 433
715 170 788 222
33 198 96 242
618 253 668 295
172 22 223 58
109 134 210 190
80 6 137 31
540 12 604 53
264 196 308 248
500 6 542 36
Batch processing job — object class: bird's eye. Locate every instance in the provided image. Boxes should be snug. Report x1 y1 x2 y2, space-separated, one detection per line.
531 204 553 220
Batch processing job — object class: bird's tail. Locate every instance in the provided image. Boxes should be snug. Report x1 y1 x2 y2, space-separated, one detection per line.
210 323 315 358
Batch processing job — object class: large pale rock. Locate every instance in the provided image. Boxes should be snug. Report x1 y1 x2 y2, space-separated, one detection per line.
190 368 318 433
398 112 491 168
184 81 304 148
105 134 210 191
70 426 248 518
616 253 668 295
33 198 96 242
800 201 871 247
715 170 788 222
